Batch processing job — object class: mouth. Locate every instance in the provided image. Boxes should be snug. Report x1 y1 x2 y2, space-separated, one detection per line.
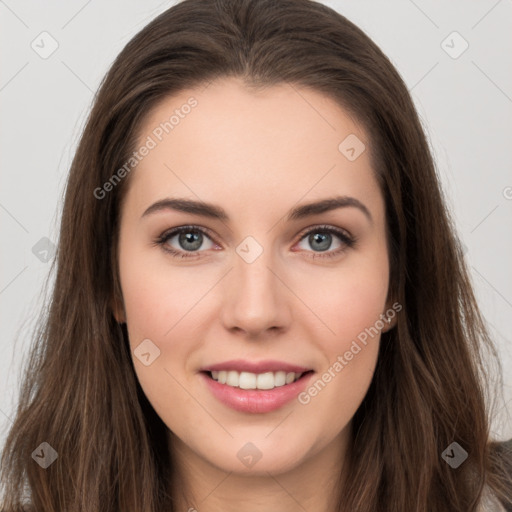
202 369 314 390
199 367 315 414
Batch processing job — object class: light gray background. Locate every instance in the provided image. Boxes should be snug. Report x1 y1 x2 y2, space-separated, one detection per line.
1 0 511 451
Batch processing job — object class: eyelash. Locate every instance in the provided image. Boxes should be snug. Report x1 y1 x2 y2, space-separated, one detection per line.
153 224 357 260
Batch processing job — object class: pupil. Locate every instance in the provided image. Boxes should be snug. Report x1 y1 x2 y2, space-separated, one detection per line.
179 231 202 251
310 232 331 251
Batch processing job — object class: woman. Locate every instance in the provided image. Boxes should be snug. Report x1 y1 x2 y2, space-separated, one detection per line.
1 0 511 510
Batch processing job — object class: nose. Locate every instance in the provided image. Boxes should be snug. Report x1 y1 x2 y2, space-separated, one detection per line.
220 244 292 339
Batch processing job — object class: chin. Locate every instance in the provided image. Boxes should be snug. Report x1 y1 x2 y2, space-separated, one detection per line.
200 433 315 475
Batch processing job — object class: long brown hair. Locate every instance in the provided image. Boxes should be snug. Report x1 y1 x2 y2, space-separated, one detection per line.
1 0 511 510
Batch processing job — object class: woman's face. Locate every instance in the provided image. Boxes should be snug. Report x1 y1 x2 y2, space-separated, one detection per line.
115 77 392 475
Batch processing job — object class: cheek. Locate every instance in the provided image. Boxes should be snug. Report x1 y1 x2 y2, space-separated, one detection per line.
297 249 388 411
118 250 205 424
118 242 213 412
333 274 388 344
121 266 167 343
302 254 389 353
297 269 386 429
118 242 205 344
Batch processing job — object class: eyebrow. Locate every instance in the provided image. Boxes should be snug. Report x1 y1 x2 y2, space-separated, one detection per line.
141 195 373 224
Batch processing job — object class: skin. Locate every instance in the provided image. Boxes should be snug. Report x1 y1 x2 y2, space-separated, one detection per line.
114 77 396 512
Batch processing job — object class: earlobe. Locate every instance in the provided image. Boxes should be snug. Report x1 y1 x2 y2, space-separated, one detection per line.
381 300 399 332
383 315 396 332
111 297 126 324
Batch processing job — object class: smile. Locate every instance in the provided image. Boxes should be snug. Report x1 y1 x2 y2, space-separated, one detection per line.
200 366 315 414
209 370 306 389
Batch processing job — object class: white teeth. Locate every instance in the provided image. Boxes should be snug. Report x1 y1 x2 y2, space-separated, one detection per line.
239 372 257 389
209 370 305 389
226 370 239 387
274 371 286 387
256 372 274 390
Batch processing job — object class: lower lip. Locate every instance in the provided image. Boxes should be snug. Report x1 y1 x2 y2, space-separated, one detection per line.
200 371 314 413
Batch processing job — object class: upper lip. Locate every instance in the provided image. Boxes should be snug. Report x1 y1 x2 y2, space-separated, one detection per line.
201 359 313 374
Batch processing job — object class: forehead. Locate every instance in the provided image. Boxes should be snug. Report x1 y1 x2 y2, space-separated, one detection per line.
123 77 383 223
